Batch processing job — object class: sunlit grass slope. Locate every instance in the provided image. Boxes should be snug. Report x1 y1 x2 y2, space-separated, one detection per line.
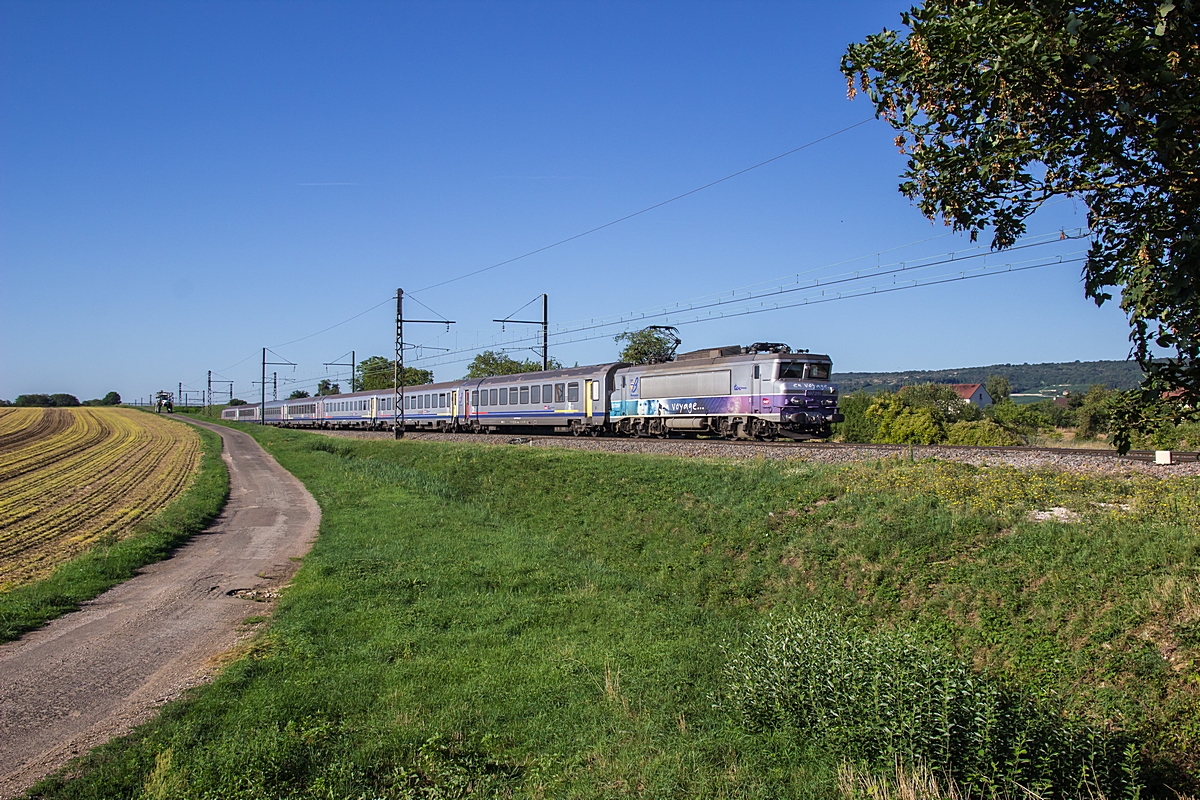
32 427 1200 799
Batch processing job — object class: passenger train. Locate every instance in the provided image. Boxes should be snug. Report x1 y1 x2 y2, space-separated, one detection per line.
223 342 843 440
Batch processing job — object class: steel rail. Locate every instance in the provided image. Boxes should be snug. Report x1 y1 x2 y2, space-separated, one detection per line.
463 433 1199 463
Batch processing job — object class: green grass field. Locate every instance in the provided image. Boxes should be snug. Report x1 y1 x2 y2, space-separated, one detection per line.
30 427 1200 799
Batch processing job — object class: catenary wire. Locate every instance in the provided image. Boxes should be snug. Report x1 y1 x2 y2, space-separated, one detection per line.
411 118 875 294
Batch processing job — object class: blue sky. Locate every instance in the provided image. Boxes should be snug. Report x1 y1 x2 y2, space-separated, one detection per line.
1 1 1132 403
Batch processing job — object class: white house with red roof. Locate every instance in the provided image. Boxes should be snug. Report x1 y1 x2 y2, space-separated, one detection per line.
950 383 993 407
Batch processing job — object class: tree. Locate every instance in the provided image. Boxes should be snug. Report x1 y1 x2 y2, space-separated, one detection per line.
316 379 341 396
465 351 561 378
82 391 121 407
287 390 311 399
614 326 681 364
984 375 1011 403
842 0 1200 448
228 398 248 406
867 393 943 444
355 356 434 390
14 393 81 407
15 394 52 407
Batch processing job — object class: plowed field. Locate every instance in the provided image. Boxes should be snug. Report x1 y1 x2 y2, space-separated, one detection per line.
0 408 202 588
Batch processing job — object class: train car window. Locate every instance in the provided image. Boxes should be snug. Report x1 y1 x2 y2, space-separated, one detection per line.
805 363 830 380
480 390 489 407
490 388 498 405
520 386 529 404
591 382 601 401
567 383 579 403
439 394 446 408
621 376 626 387
530 385 540 404
509 387 518 403
555 383 566 403
543 384 552 403
778 362 806 380
499 388 508 405
754 365 761 379
471 390 478 406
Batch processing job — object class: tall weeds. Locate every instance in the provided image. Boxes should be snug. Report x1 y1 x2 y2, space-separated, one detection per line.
721 613 1142 799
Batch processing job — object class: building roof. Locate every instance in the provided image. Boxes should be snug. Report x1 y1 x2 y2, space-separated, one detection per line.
949 383 985 400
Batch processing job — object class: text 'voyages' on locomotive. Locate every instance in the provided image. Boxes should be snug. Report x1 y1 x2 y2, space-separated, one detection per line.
224 342 844 440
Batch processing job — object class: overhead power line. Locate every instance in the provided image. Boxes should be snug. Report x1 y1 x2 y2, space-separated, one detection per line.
412 118 875 294
412 253 1084 371
408 230 1088 366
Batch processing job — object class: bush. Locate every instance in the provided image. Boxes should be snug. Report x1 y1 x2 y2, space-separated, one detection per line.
1023 398 1073 428
1070 386 1116 439
868 394 942 444
898 383 979 423
834 391 880 443
1125 420 1200 451
945 420 1022 446
721 614 1143 798
985 399 1049 440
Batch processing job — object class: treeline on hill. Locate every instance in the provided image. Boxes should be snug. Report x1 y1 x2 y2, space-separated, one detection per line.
834 360 1144 394
835 381 1200 450
1 392 121 408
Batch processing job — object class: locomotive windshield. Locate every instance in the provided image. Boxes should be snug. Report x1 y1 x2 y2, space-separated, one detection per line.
778 362 830 380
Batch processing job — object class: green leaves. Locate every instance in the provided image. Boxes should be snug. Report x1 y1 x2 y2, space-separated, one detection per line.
842 0 1200 437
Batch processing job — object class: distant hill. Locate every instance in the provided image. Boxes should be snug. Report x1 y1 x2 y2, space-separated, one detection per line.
832 360 1143 395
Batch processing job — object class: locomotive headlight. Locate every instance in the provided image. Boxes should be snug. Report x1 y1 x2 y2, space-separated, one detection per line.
789 396 803 405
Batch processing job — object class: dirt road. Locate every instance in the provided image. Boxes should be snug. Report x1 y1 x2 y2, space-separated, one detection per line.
0 420 319 798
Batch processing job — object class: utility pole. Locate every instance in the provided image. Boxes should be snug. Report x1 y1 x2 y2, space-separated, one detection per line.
393 288 455 439
493 293 549 370
394 289 402 439
261 349 295 425
273 372 277 401
207 371 212 411
178 382 182 405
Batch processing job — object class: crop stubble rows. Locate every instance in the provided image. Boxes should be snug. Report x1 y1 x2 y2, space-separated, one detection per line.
0 408 202 588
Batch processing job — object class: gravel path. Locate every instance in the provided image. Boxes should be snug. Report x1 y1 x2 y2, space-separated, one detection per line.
0 420 320 798
313 429 1200 477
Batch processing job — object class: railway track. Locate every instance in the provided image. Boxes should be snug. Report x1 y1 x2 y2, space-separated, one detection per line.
310 426 1200 464
702 439 1200 463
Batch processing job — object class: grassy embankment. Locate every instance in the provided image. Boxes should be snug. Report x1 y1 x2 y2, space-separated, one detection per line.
30 426 1200 799
0 420 228 642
